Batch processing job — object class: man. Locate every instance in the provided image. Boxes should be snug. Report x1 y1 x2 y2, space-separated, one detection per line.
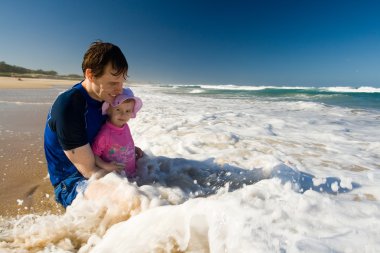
44 41 142 207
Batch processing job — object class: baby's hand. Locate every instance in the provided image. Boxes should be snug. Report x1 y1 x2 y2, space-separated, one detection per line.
135 146 144 160
104 161 124 173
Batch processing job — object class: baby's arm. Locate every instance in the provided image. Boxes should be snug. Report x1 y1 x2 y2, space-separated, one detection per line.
92 132 124 173
94 155 124 173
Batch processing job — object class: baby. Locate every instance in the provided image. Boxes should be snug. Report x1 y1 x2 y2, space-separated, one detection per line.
92 87 143 177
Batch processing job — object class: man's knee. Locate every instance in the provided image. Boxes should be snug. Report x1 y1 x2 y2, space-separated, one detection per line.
54 176 88 208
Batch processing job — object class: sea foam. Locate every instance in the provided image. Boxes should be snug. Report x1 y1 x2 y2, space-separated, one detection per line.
1 83 379 252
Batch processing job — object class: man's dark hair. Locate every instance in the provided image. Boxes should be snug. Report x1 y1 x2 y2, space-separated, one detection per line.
82 41 128 78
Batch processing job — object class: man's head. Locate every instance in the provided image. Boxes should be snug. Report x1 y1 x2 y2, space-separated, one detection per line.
82 41 128 78
82 41 128 103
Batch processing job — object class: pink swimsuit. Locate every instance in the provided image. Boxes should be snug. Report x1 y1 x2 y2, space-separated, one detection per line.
92 121 136 176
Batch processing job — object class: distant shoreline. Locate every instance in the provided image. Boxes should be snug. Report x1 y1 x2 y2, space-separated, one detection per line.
0 73 82 80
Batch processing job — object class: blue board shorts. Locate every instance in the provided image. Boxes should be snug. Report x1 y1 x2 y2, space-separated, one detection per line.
54 172 88 208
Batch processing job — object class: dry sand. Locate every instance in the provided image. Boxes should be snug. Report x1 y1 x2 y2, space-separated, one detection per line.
0 77 79 217
0 76 78 89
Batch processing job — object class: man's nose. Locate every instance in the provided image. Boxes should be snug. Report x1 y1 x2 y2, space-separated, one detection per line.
115 83 123 95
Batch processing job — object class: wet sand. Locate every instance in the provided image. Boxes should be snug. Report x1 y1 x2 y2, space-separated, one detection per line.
0 77 78 217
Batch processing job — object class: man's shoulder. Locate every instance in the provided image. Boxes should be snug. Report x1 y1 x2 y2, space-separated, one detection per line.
58 87 84 100
55 88 85 108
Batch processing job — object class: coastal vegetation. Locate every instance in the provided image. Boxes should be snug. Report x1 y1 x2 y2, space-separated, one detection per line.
0 61 82 80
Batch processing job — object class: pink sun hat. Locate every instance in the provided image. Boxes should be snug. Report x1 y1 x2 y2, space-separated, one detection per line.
102 87 143 118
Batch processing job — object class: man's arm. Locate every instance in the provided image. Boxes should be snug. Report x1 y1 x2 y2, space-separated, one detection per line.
64 143 106 179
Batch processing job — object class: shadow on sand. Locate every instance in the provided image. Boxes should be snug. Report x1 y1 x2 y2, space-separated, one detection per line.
135 155 360 197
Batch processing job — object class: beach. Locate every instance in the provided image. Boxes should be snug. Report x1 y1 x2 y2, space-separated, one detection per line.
0 77 76 217
1 77 380 252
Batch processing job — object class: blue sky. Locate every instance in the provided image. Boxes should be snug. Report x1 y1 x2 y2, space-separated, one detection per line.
1 0 379 86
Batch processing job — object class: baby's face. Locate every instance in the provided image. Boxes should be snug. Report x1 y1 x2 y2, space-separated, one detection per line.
108 100 135 127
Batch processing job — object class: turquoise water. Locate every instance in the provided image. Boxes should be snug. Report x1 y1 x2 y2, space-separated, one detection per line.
161 85 380 111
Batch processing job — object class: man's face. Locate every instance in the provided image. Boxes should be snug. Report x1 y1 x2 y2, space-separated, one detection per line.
91 63 125 103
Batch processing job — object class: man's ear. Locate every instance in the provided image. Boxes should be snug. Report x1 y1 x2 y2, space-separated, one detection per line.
85 69 94 81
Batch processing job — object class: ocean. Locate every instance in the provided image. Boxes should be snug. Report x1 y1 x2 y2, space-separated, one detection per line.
0 83 379 252
159 84 380 111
